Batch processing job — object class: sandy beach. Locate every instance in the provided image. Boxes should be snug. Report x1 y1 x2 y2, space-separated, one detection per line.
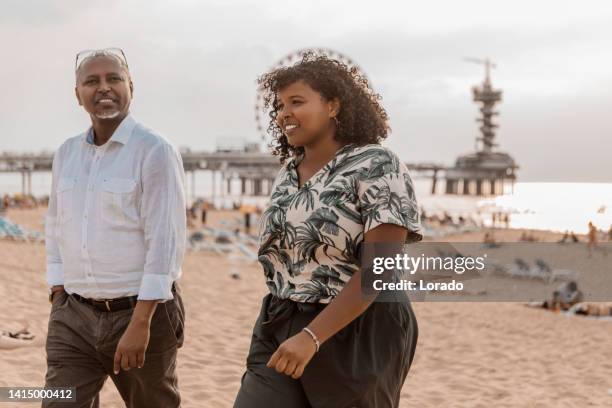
1 207 611 407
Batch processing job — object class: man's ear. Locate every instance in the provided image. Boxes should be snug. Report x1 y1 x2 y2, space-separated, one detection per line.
75 87 83 106
129 80 134 99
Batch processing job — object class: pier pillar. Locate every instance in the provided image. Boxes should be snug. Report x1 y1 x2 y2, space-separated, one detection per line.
267 179 275 195
462 179 471 195
445 179 453 194
476 179 483 195
253 179 262 196
212 171 217 202
431 169 438 194
191 171 196 201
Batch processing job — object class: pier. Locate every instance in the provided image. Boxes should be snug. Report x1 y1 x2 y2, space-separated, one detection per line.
0 149 449 200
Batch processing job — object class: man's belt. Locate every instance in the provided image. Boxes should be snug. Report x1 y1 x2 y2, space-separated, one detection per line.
71 293 138 312
69 283 177 312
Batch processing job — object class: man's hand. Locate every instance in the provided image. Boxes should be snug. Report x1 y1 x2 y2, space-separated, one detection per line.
113 300 158 374
266 330 317 379
113 319 151 374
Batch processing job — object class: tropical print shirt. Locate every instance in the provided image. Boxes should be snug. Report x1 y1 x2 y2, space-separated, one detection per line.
257 143 423 304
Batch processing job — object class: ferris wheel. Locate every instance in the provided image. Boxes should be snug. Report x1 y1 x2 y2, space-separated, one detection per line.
254 48 369 143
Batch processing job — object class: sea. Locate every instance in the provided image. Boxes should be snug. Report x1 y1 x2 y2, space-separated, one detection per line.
1 173 610 235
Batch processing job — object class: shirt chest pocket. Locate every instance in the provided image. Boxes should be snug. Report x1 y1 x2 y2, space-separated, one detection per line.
101 178 140 228
56 177 76 225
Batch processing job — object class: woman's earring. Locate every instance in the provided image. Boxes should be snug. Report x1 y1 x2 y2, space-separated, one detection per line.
333 116 340 127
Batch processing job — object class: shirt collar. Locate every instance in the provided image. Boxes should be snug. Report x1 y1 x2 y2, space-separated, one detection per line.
84 115 136 146
287 143 356 171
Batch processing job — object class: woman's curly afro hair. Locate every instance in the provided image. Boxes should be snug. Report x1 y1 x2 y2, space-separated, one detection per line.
258 51 390 163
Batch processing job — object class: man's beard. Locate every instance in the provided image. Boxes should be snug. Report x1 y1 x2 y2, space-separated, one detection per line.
94 110 121 120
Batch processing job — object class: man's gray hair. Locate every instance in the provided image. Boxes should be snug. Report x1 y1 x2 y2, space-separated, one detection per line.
75 49 131 81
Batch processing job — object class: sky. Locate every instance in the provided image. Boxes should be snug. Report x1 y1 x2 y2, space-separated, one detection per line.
1 0 611 182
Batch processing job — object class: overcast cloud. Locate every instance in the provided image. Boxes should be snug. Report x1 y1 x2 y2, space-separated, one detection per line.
1 0 611 181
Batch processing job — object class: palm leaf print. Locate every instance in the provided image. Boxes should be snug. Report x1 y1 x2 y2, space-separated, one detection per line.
361 182 405 229
323 147 382 186
295 222 327 264
306 208 342 236
311 265 345 286
295 280 340 303
291 183 317 211
319 178 361 224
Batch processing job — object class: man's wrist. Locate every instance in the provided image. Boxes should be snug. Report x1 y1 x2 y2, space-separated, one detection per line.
48 285 65 303
129 300 159 326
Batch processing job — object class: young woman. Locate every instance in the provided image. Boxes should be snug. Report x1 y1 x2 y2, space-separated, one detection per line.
234 52 423 408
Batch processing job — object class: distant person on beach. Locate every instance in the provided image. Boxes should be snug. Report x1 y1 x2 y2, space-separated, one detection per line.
544 281 583 311
201 200 208 225
484 231 501 248
442 211 453 225
239 204 252 234
503 213 510 229
559 230 579 243
44 48 186 407
234 52 422 408
587 221 598 256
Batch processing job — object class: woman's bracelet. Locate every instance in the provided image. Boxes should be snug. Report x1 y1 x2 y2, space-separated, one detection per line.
302 327 320 352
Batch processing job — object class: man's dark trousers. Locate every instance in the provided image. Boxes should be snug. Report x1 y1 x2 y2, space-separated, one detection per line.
43 288 185 408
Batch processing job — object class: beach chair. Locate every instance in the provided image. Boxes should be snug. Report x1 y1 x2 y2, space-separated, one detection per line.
535 259 552 273
0 217 28 242
235 242 258 262
550 269 578 282
534 258 578 282
514 258 530 272
506 258 549 281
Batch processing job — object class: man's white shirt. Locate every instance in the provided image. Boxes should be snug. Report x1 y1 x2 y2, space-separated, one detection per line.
45 115 186 300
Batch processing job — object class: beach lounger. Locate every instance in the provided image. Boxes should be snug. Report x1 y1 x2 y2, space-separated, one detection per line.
0 217 43 242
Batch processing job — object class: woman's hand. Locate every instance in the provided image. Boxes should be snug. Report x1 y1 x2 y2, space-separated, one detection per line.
267 330 317 379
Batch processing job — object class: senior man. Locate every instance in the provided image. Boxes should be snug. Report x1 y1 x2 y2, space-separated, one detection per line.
44 48 186 408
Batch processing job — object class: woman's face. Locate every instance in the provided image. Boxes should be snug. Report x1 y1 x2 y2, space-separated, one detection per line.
275 80 338 148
